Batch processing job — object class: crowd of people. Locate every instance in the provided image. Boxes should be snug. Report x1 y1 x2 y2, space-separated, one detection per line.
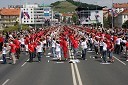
0 25 128 64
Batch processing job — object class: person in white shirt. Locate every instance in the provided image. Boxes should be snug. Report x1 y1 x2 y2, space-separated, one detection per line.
81 37 88 60
55 41 61 60
102 41 107 63
2 43 7 64
115 37 122 54
20 36 25 52
94 39 99 54
36 42 42 62
99 39 104 55
51 38 56 57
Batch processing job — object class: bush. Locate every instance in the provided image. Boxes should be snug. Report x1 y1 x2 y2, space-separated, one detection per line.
2 24 29 32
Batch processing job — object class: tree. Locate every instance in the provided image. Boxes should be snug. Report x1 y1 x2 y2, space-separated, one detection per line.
72 13 78 24
122 20 128 28
63 16 66 23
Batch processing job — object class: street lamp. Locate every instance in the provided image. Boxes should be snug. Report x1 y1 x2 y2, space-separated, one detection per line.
87 7 89 27
94 1 98 28
111 0 114 29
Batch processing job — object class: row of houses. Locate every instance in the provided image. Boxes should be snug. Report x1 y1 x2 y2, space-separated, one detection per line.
0 8 20 29
0 3 128 29
0 4 53 29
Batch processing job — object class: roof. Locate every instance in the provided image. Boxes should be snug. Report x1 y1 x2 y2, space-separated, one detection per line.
121 9 128 14
113 3 128 8
0 8 20 16
62 13 73 16
114 9 128 17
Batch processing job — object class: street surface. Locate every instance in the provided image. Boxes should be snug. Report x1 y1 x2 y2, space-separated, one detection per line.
0 47 128 85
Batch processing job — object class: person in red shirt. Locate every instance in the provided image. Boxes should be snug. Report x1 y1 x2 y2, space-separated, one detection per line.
13 36 21 59
0 33 4 52
72 37 79 57
61 38 68 60
106 40 114 62
9 41 17 64
126 40 128 61
28 42 35 62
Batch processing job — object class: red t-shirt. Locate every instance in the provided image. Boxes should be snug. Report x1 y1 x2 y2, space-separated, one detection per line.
25 37 29 45
0 37 3 43
9 43 16 53
28 44 35 52
13 39 20 49
73 39 79 48
126 42 128 50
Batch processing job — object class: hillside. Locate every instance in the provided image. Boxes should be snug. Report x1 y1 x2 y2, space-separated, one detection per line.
51 0 103 13
51 1 77 13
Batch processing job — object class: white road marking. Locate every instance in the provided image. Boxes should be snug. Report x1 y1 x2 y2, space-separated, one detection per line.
71 63 77 85
72 52 83 85
21 62 27 67
2 79 10 85
21 59 29 67
113 56 126 65
48 60 50 62
87 51 94 52
0 59 3 61
74 64 83 85
100 63 111 64
46 56 50 58
56 62 64 64
69 47 77 85
69 44 83 85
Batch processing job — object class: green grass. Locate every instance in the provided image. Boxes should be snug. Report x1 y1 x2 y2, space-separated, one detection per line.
52 1 77 13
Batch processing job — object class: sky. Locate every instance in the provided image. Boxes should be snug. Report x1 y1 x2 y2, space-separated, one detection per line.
0 0 128 8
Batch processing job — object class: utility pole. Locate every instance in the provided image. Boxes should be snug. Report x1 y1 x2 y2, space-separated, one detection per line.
111 0 114 29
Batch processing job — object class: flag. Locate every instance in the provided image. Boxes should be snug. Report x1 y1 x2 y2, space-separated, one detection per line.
95 15 100 20
24 12 30 19
21 11 24 19
108 8 118 17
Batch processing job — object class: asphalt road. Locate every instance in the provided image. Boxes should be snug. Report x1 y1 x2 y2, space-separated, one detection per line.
0 47 128 85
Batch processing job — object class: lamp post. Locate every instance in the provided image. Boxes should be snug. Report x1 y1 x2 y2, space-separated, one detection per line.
87 7 89 27
94 1 98 28
111 0 114 29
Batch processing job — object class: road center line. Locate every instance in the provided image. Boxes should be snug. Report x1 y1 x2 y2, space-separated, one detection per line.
71 63 77 85
2 79 10 85
113 56 126 65
71 52 83 85
69 42 83 85
74 63 83 85
69 46 77 85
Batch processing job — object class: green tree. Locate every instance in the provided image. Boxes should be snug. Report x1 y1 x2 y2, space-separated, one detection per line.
63 16 66 23
122 20 128 28
72 13 78 24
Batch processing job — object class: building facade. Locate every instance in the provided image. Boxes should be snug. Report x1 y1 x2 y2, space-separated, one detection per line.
113 3 128 13
114 10 128 28
76 7 103 27
21 4 52 26
0 8 20 28
0 9 2 29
